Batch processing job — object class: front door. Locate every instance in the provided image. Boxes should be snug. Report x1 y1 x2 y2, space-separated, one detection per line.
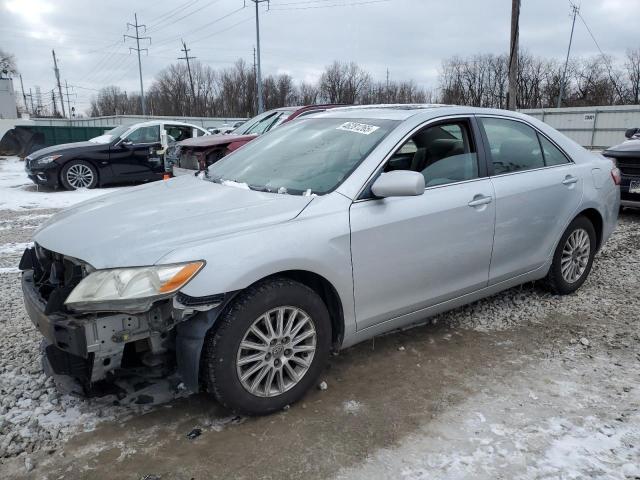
109 124 163 180
350 118 496 330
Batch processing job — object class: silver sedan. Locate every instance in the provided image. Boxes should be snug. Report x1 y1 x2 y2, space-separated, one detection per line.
22 105 620 415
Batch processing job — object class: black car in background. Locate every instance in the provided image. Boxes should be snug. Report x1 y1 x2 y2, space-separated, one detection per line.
603 128 640 209
24 121 208 190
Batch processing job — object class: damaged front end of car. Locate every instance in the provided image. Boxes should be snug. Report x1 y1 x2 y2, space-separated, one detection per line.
19 244 229 396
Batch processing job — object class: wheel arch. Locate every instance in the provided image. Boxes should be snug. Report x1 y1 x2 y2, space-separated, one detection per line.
259 270 345 350
179 269 345 393
576 207 603 251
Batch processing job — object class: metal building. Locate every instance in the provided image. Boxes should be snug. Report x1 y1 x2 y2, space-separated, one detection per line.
521 105 640 150
0 78 18 119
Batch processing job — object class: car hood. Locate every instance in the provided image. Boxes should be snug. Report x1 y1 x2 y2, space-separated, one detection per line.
603 138 640 156
178 133 258 149
34 175 313 269
29 141 106 158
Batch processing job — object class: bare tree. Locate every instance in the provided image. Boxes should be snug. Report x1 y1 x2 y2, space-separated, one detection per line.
625 48 640 104
0 49 17 77
319 61 370 104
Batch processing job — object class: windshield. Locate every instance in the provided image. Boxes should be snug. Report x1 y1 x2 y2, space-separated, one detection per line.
89 125 131 144
233 110 293 135
208 117 399 195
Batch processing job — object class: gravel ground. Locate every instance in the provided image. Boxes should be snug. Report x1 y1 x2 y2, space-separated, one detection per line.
0 164 638 477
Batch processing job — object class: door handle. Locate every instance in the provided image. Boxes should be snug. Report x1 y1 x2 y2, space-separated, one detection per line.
468 195 493 207
562 175 578 185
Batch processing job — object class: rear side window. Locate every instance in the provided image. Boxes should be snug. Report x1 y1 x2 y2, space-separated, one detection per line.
480 118 544 174
538 134 569 166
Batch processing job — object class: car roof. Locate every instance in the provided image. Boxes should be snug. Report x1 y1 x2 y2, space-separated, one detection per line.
126 120 204 129
310 104 536 122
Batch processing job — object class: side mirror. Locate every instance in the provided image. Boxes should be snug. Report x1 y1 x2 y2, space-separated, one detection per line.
120 139 133 147
624 128 639 139
371 171 425 198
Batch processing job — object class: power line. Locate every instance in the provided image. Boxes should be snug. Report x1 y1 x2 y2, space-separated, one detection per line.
147 0 222 33
576 9 626 101
124 13 151 115
146 0 200 26
269 0 389 10
153 6 246 47
557 3 579 108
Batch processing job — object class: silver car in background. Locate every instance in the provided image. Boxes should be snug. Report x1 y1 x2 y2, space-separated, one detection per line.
20 105 620 415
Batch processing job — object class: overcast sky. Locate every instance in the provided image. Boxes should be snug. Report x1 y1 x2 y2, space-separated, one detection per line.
1 0 636 113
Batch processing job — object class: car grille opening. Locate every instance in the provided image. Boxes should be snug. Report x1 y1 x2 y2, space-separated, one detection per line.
26 244 87 314
615 157 640 177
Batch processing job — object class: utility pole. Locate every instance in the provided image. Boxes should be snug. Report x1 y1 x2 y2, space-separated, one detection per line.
28 88 35 114
63 81 77 119
18 74 27 114
51 90 58 117
249 0 269 113
178 39 196 101
124 13 151 115
386 68 390 103
507 0 520 110
557 3 579 108
51 50 66 117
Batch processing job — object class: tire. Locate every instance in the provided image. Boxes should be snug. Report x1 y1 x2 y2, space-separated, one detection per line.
543 215 596 295
203 278 332 415
60 160 98 190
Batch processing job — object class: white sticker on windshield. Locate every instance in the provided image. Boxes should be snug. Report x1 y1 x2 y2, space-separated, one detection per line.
336 122 380 135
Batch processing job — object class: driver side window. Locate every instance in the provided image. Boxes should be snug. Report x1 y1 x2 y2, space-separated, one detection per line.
384 120 479 187
125 125 160 144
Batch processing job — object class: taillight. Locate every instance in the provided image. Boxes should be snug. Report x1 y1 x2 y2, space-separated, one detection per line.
611 167 621 185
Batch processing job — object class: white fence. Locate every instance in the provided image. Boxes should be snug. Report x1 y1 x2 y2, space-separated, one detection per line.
27 114 247 129
521 105 640 149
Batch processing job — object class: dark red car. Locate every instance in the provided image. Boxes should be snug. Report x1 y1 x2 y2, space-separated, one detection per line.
171 104 345 175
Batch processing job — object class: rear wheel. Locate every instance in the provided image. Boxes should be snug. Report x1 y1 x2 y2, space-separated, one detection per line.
543 216 596 295
60 160 98 190
203 278 331 415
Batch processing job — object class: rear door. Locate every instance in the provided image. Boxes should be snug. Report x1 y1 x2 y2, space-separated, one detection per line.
350 117 496 329
109 124 163 179
477 116 583 284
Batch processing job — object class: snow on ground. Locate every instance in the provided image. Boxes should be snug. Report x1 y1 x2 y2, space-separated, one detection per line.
0 156 123 210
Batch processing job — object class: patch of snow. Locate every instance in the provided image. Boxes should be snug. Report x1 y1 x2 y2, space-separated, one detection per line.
0 267 20 274
221 179 250 190
343 400 363 415
0 157 124 210
0 241 31 255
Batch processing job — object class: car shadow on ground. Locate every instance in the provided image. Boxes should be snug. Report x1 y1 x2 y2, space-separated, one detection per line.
32 316 573 480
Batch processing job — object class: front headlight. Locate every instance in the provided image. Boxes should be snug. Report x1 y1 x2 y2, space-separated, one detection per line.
65 261 204 312
32 154 62 166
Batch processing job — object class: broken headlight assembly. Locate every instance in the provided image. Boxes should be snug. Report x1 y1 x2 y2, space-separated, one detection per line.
64 261 204 313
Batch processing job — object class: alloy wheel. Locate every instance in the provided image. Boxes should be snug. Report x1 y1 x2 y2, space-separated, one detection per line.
236 306 317 398
66 163 94 189
561 228 591 283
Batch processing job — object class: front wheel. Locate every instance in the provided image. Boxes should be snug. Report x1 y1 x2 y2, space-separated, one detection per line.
203 278 332 415
60 160 98 190
543 216 596 295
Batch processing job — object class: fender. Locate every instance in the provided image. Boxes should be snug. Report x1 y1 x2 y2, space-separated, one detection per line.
175 291 239 392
